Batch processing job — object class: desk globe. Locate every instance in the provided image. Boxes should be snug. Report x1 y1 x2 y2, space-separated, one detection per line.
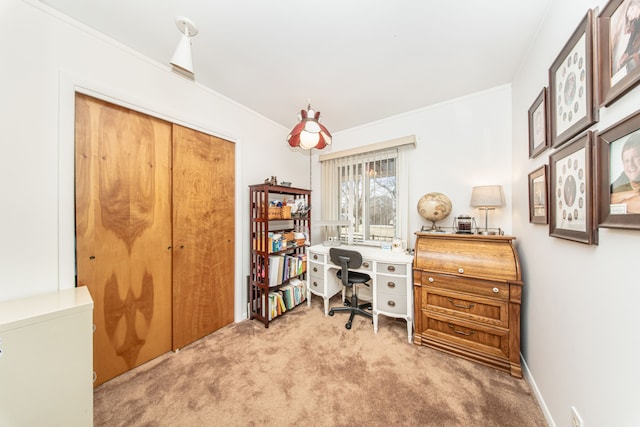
417 192 452 231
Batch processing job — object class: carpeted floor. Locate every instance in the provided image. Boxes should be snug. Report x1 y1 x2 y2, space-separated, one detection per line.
94 294 547 426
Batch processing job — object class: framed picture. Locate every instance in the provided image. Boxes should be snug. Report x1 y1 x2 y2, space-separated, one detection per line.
597 0 640 107
528 88 550 158
549 9 598 148
595 108 640 229
528 165 549 224
549 131 597 244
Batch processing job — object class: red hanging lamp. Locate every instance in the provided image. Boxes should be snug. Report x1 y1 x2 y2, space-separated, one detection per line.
286 104 332 150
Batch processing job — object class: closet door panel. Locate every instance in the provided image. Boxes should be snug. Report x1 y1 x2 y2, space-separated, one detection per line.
172 124 235 349
75 94 172 386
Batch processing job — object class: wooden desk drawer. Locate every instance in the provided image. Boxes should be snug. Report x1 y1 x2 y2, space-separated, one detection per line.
422 287 508 328
419 272 508 300
377 275 407 296
420 311 508 359
308 262 323 278
377 291 407 315
308 275 325 293
377 262 407 275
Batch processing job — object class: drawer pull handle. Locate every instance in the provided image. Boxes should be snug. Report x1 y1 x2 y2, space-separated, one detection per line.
313 254 318 260
387 265 396 272
387 281 396 288
458 268 464 274
387 300 396 307
428 277 434 283
447 298 475 309
313 267 318 273
313 281 318 287
492 287 499 293
363 262 370 268
448 323 475 336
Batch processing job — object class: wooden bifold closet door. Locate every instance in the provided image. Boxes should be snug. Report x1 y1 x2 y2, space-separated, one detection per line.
75 94 234 386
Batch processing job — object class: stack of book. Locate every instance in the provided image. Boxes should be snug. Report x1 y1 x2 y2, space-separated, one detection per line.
268 253 307 287
266 278 306 320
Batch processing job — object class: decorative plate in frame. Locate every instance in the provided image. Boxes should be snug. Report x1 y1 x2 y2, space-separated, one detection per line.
595 108 640 229
549 9 598 148
528 165 548 224
597 0 640 107
528 88 550 158
549 131 598 244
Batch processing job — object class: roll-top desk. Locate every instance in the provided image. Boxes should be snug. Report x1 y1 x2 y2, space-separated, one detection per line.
413 232 523 377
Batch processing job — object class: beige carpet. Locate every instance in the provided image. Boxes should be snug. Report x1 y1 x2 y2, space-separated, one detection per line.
94 294 547 426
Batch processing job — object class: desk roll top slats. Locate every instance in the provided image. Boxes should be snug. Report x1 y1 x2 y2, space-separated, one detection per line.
413 233 523 378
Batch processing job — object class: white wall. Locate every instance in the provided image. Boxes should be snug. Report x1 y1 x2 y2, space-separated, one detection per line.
0 0 309 322
512 1 640 426
318 85 514 245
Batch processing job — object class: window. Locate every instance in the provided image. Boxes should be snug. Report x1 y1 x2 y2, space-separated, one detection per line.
320 137 414 245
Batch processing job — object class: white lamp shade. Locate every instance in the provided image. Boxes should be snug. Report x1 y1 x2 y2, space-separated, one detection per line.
170 34 193 73
470 185 505 208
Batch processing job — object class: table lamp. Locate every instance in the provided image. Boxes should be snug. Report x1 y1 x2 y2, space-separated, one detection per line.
470 185 505 235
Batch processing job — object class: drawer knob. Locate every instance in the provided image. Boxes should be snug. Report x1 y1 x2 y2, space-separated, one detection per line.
313 281 318 287
428 277 434 283
313 267 318 273
458 268 464 274
363 262 370 268
313 254 318 260
387 281 396 288
387 300 396 307
387 265 396 272
492 287 499 293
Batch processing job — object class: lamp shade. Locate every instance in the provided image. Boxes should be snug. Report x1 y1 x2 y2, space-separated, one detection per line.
287 105 332 150
170 34 194 73
470 185 505 208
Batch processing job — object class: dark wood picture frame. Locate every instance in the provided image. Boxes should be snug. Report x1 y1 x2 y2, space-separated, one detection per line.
528 165 549 224
528 88 550 158
597 0 640 107
549 131 597 244
595 108 640 229
549 9 598 148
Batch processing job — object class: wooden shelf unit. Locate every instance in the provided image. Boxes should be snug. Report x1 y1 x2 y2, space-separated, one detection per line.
249 184 310 327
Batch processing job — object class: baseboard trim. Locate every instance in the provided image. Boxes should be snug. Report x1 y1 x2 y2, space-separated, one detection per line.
521 353 556 427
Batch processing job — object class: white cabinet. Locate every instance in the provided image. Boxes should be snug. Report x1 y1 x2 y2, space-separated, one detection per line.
0 287 94 426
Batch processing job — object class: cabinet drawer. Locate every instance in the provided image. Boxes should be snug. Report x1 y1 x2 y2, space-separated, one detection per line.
308 275 325 293
308 262 323 278
376 275 407 297
422 287 508 328
309 252 326 264
376 262 406 275
419 272 508 300
420 311 509 359
377 291 407 315
360 258 374 272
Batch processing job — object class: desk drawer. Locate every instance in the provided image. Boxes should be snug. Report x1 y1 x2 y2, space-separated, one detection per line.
376 291 407 315
309 252 326 264
419 272 508 300
308 274 325 294
377 262 406 275
376 275 407 297
423 286 508 328
308 262 323 279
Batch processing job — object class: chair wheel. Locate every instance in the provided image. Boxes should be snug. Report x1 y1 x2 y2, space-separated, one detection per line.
329 310 334 316
345 322 352 330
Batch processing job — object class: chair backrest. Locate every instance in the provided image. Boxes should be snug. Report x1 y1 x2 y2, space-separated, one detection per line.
329 248 363 287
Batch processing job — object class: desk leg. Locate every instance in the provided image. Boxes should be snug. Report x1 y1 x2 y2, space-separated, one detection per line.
373 312 379 333
406 319 412 343
323 297 330 316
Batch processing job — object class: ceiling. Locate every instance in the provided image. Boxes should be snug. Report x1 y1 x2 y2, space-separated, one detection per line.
39 0 551 132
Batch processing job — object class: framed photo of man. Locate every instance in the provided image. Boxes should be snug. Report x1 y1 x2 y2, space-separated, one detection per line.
549 9 598 148
528 165 549 224
598 0 640 107
549 131 597 244
595 108 640 229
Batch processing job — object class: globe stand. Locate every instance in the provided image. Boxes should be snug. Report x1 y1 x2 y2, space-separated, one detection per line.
421 222 446 233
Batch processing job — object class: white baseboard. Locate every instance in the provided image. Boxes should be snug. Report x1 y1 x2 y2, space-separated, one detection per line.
521 353 556 427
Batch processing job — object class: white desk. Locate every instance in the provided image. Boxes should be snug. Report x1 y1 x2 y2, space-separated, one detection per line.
306 244 414 342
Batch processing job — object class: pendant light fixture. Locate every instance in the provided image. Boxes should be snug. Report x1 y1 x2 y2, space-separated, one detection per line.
286 103 332 150
170 16 198 74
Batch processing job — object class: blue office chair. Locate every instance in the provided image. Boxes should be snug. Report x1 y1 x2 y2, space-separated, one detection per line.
328 248 372 330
